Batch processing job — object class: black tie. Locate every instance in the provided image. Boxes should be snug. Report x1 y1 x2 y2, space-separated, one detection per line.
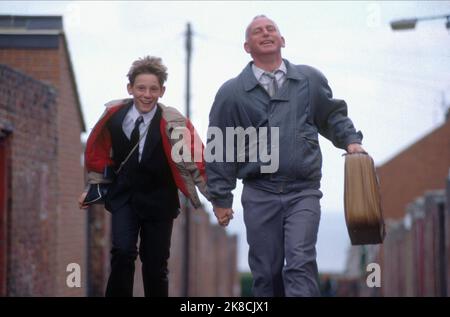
130 116 143 148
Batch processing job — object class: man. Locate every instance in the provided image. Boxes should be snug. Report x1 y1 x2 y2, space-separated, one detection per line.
79 56 207 297
206 15 365 297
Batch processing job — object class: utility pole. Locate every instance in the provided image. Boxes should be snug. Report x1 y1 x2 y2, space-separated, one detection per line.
182 22 192 297
186 22 192 119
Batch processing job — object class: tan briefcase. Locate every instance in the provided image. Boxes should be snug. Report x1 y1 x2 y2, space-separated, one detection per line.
344 153 385 245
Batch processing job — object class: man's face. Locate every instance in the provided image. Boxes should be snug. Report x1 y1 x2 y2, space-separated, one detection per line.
127 73 165 114
244 17 285 57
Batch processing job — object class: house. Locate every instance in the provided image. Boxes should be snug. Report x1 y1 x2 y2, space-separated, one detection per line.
0 15 86 296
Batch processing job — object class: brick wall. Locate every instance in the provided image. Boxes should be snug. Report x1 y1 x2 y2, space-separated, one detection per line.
447 176 450 296
0 35 87 296
86 204 111 297
54 37 87 297
167 204 240 297
167 207 184 297
0 132 8 296
0 64 58 296
382 190 447 296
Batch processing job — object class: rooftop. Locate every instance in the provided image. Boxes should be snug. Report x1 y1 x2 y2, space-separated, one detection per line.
0 15 64 48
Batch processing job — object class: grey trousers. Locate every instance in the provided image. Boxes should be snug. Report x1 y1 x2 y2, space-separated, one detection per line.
241 183 322 297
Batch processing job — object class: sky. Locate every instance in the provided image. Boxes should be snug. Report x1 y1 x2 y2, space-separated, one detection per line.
1 1 449 273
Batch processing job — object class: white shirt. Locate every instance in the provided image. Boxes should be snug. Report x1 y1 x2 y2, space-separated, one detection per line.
252 61 287 94
122 104 157 161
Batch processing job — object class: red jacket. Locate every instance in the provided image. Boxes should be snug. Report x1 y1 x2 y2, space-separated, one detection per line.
84 98 209 208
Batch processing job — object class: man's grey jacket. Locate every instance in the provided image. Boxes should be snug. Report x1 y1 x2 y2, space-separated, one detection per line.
206 59 363 208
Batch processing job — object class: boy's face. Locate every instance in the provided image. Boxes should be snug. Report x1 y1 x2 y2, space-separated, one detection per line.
127 73 165 114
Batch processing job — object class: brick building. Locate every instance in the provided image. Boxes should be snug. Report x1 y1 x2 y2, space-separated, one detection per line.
1 15 239 297
377 117 450 220
0 15 86 296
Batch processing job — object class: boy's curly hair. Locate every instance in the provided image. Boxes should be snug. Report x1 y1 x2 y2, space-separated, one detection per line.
127 56 168 87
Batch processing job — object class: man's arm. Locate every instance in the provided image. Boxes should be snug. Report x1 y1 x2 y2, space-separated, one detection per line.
309 67 364 150
206 83 238 225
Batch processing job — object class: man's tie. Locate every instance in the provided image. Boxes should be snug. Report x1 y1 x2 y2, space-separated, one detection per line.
130 115 144 148
264 72 278 97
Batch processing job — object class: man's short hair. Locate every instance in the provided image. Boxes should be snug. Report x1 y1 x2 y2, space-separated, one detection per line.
245 15 280 40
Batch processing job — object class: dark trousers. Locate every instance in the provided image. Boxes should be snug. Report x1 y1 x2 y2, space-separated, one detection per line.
242 183 322 297
105 203 173 297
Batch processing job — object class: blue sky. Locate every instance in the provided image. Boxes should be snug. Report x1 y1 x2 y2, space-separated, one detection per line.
1 1 449 272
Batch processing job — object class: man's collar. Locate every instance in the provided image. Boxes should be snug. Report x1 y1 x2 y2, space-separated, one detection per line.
243 59 303 91
251 60 287 80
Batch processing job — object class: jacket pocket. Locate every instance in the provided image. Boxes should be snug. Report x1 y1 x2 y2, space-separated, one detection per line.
295 131 322 180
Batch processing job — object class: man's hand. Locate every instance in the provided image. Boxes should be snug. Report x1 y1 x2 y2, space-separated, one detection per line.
78 192 89 209
213 205 234 227
346 143 367 154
